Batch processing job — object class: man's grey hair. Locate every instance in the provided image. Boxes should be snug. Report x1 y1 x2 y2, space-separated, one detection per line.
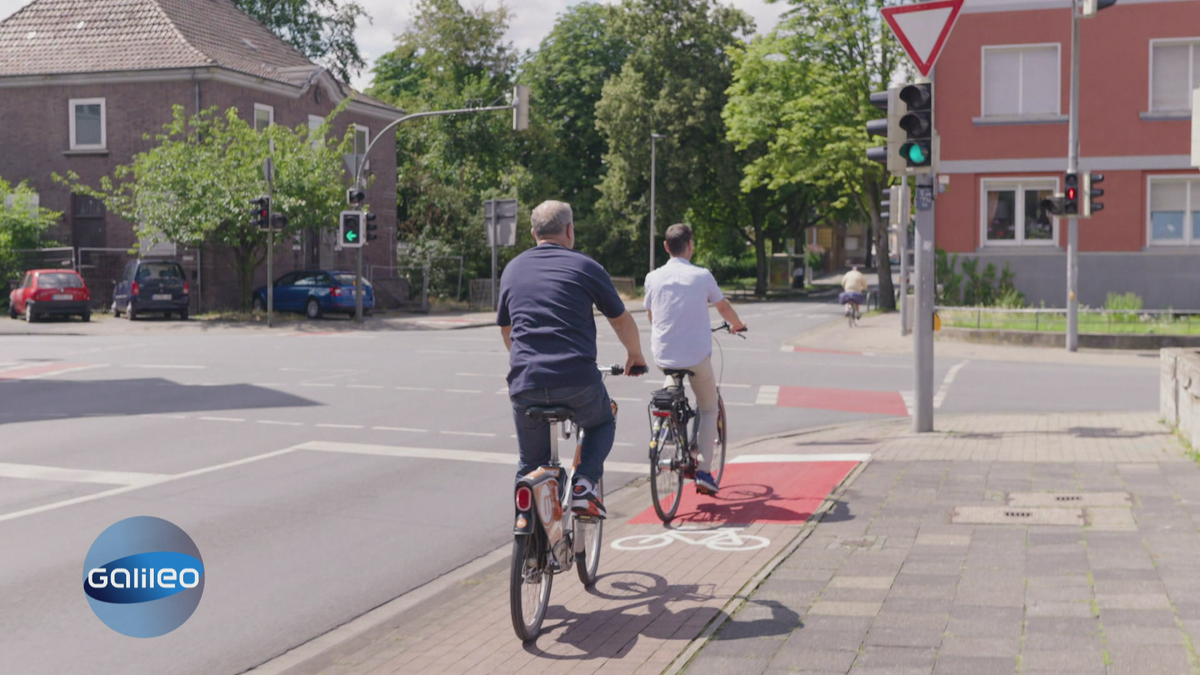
531 200 573 238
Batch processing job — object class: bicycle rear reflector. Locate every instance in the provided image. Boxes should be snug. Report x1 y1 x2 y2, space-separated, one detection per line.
515 486 532 511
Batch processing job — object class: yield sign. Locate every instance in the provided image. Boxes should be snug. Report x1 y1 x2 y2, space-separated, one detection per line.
882 0 964 78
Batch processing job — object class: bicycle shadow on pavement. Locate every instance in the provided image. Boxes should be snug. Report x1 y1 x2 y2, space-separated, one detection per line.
666 482 818 528
526 570 756 661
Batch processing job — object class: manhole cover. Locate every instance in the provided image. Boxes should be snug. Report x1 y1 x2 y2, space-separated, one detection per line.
1008 492 1131 508
951 506 1084 526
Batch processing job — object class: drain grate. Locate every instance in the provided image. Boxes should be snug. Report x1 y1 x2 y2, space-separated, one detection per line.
952 506 1084 526
1008 492 1131 508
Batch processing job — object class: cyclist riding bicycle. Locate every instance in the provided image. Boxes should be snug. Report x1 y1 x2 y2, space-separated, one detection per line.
498 200 647 520
643 223 746 496
839 266 868 320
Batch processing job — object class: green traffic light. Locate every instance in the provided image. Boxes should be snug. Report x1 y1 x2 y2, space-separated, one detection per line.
346 230 358 242
907 144 927 164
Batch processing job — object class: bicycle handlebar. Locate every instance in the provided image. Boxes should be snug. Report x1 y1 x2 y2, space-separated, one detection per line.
600 364 649 376
712 321 748 339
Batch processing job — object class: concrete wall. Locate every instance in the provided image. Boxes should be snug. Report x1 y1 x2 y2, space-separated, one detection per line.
1162 349 1200 452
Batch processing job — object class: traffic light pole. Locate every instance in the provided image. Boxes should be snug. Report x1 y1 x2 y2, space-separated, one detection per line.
265 150 275 329
913 174 936 433
1066 0 1082 352
899 175 912 336
355 245 364 323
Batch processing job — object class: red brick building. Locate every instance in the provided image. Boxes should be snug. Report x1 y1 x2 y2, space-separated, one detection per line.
934 0 1200 308
0 0 401 310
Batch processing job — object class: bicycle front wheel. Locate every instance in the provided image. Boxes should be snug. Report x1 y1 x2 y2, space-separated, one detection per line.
575 478 603 587
712 395 727 485
510 534 552 642
650 423 684 523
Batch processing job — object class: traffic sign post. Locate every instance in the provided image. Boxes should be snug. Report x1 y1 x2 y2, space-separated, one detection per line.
485 199 518 311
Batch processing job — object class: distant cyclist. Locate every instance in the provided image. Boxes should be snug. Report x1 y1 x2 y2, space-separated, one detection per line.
643 223 746 495
498 200 647 519
839 266 868 319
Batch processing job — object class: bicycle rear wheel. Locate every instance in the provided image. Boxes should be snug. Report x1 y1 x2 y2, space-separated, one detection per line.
712 395 727 485
650 423 684 523
510 534 552 642
575 478 603 587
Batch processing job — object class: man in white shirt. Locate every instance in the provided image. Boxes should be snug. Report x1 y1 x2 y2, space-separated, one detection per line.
643 223 746 494
839 266 868 318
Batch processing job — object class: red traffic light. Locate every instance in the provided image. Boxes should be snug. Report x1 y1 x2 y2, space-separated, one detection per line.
1066 187 1077 200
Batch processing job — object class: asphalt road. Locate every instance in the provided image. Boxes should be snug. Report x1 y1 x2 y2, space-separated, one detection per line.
0 300 1159 674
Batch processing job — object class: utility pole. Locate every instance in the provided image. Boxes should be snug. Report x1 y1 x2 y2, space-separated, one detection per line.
1065 0 1082 352
265 141 275 328
649 133 664 276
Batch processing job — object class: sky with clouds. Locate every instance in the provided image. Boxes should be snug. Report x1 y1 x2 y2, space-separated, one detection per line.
0 0 792 90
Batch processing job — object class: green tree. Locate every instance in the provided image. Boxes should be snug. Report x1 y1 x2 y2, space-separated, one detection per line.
232 0 370 83
0 178 60 291
594 0 752 279
60 105 355 307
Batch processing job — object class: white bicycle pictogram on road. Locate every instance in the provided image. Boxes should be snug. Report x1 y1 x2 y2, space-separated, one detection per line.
611 527 771 552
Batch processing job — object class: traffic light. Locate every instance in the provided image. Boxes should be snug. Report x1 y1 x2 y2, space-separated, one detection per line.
866 87 901 173
271 214 289 230
250 197 270 229
513 84 530 131
366 213 379 242
1082 172 1105 217
339 211 364 248
1064 172 1080 216
1081 0 1117 18
347 188 366 206
880 187 892 219
898 83 933 172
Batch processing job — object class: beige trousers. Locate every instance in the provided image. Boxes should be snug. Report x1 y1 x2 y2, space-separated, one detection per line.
662 355 718 474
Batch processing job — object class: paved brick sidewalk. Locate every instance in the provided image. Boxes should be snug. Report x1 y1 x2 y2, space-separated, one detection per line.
684 412 1200 675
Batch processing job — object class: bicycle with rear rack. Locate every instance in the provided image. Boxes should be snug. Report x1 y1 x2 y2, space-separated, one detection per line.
647 322 745 523
509 363 648 642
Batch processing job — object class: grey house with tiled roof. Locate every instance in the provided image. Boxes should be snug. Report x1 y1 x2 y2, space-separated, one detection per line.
0 0 401 311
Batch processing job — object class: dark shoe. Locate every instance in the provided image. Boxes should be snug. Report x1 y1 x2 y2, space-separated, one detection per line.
695 470 719 496
571 477 607 519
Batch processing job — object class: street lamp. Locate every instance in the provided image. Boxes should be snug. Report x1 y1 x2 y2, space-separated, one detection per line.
650 133 665 275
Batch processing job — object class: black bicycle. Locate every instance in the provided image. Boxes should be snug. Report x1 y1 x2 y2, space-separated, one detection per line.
509 363 647 642
647 322 745 523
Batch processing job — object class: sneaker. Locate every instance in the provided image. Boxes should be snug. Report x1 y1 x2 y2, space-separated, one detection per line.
571 477 607 519
695 470 719 495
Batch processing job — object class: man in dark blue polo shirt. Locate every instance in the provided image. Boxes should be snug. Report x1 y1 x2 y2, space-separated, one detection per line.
498 200 647 519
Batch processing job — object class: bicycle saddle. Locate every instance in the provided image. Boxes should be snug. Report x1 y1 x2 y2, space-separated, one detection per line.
525 406 575 423
662 369 695 378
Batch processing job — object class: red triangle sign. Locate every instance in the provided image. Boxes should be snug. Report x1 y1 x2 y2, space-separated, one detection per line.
882 0 964 78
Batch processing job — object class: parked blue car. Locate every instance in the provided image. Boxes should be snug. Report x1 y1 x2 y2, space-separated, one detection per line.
252 270 375 319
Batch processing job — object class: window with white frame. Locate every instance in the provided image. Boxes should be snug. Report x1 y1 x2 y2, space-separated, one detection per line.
981 45 1060 117
308 115 324 148
982 179 1058 245
1148 177 1200 245
1150 39 1200 112
353 124 369 155
254 104 274 131
69 98 106 150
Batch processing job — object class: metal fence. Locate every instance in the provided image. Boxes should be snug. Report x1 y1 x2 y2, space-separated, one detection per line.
936 306 1200 335
368 265 425 312
469 279 494 311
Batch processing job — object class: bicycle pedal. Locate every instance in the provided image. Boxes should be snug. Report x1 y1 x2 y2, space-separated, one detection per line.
696 486 718 496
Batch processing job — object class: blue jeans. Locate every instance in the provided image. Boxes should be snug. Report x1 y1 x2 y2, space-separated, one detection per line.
511 382 615 485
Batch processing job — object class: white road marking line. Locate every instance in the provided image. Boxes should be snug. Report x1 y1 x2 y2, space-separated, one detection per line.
139 413 188 420
296 441 646 474
730 453 872 464
281 367 358 372
124 364 207 370
0 462 166 486
445 389 483 394
2 364 107 380
300 383 336 388
0 446 300 524
454 372 507 378
200 416 245 422
317 424 364 429
257 420 303 427
373 426 429 433
614 442 635 447
933 361 968 409
416 349 501 355
724 402 754 407
396 386 435 392
900 391 914 417
755 385 780 406
70 343 146 355
612 397 643 402
440 431 496 438
252 383 282 387
346 385 384 390
720 384 752 389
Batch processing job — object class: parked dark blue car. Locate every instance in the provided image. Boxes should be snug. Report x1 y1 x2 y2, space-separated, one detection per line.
252 270 375 319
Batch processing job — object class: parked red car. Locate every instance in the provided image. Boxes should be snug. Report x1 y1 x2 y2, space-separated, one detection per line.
8 269 92 322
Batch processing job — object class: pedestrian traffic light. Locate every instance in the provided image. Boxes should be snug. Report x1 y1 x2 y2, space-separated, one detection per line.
339 211 364 248
365 213 379 242
898 83 933 173
270 213 289 231
513 84 530 132
1081 0 1117 18
347 188 366 206
866 88 901 174
250 197 270 229
1064 172 1080 216
1082 172 1104 217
